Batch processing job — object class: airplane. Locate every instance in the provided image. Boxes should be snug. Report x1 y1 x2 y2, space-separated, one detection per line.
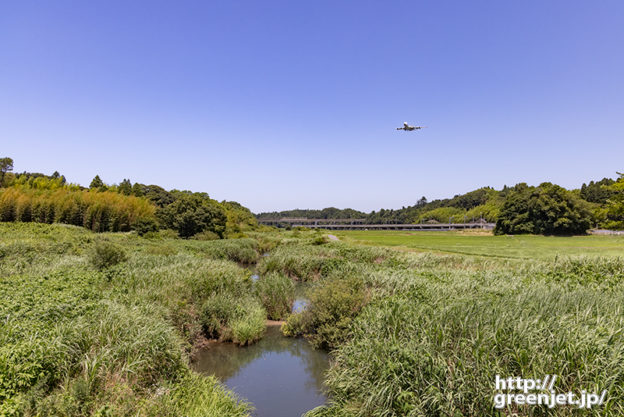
396 122 425 131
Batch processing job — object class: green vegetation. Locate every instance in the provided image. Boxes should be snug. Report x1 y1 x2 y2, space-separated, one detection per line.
313 267 624 416
201 294 266 345
193 238 260 264
158 192 227 238
0 157 258 238
0 223 261 416
283 275 369 350
88 240 128 270
257 207 366 220
0 187 157 232
3 157 624 416
0 157 14 186
495 182 592 235
4 221 624 416
257 173 624 234
602 173 624 229
257 231 624 417
335 230 624 259
4 157 623 236
255 273 295 320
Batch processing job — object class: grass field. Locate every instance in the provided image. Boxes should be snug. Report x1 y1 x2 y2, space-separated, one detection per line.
335 230 624 259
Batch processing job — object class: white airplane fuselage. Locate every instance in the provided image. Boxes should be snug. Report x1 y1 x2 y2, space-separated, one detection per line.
397 123 421 131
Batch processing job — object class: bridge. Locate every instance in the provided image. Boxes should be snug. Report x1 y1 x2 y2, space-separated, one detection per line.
257 217 495 231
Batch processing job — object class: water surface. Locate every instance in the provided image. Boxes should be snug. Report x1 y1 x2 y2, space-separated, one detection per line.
193 325 329 417
292 298 309 313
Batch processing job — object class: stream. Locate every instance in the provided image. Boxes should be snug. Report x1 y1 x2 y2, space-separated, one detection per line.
193 325 329 417
193 277 328 417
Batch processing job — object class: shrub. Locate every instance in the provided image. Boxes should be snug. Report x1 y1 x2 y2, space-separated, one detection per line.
601 173 624 229
200 293 241 338
143 373 251 417
282 310 308 337
285 275 369 350
133 217 159 236
146 245 178 256
255 273 295 320
197 238 259 264
312 235 329 245
193 230 220 241
89 241 128 270
200 294 266 345
257 242 392 282
231 305 266 346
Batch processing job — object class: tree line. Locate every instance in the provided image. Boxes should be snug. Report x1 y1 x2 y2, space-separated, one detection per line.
0 157 257 237
256 174 624 235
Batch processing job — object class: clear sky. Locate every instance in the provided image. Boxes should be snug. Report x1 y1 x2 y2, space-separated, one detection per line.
1 1 623 213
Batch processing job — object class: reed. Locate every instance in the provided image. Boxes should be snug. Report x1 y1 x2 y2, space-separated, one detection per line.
0 223 255 416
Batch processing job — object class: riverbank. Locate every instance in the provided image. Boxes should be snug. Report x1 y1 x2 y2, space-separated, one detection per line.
0 223 256 416
5 225 624 416
193 323 329 417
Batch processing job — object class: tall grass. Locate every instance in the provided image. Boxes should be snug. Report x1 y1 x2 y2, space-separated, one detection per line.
0 223 256 416
297 245 624 416
255 273 295 320
6 225 624 416
257 241 396 282
250 229 624 416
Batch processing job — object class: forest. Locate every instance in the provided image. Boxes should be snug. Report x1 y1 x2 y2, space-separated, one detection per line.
0 157 257 238
257 175 624 235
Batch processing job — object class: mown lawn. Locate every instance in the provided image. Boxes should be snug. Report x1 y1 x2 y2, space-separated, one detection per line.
334 230 624 259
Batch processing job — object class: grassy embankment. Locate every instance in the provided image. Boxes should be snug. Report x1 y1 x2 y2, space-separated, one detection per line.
255 230 624 416
0 223 291 416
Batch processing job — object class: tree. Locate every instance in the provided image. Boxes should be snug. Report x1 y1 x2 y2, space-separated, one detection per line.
580 178 616 204
51 171 66 185
141 184 175 207
222 201 258 234
131 182 144 197
118 179 132 195
0 157 14 186
447 188 491 210
159 193 227 238
90 175 106 191
602 173 624 229
495 182 593 235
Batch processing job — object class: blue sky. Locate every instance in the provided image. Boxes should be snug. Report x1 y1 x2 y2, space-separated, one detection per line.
1 1 623 213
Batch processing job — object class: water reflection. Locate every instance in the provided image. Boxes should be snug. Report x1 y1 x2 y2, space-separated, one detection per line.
193 326 329 417
292 298 309 313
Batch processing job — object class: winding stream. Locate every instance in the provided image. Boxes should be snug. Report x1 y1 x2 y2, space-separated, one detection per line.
193 271 328 417
193 325 329 417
